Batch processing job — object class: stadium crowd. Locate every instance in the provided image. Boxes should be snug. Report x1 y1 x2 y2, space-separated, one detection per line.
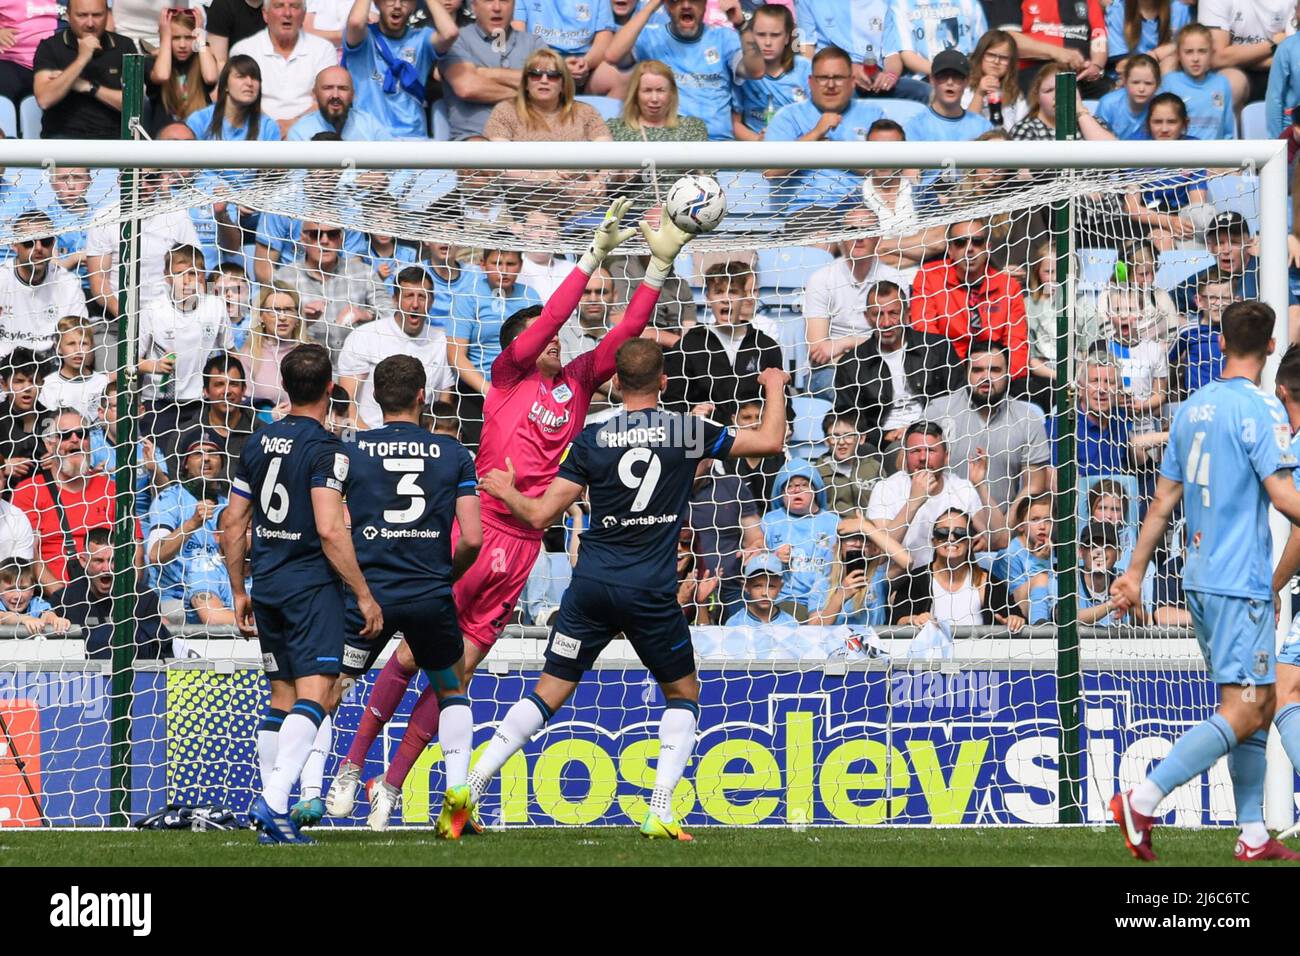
0 0 1295 653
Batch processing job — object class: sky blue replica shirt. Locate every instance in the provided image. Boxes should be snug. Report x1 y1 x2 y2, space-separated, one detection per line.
185 103 282 142
766 98 885 213
428 262 483 332
182 552 236 624
1095 88 1149 140
1105 0 1191 58
760 507 840 611
517 0 614 55
147 484 226 602
1267 33 1300 137
726 605 801 627
286 107 394 142
732 55 812 135
1159 71 1236 140
795 0 884 63
904 105 993 143
633 19 745 140
343 24 436 139
448 273 543 379
882 0 987 61
1161 377 1298 599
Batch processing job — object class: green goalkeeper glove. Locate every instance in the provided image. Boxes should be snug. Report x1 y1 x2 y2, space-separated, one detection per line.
639 216 696 287
578 197 637 274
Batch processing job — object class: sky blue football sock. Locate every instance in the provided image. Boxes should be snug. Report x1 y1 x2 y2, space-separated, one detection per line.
1147 712 1236 804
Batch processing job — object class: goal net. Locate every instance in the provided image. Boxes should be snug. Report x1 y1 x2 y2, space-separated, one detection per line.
0 137 1289 829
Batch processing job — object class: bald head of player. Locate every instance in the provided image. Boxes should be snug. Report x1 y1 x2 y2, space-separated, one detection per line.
612 339 668 408
281 343 335 417
372 353 427 424
500 304 563 377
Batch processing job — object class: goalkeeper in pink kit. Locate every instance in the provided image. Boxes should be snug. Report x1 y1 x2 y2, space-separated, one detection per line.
326 198 697 833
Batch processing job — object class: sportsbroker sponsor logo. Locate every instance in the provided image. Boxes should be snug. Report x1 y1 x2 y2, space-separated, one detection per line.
50 886 151 936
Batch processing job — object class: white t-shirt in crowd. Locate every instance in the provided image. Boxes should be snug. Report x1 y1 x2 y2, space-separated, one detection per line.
802 256 906 342
138 294 228 402
866 468 984 565
38 372 110 420
306 0 352 34
85 209 200 309
1198 0 1294 46
229 29 341 121
932 574 984 627
0 262 89 357
519 257 571 301
1110 338 1168 434
879 346 922 432
0 498 35 562
336 314 456 428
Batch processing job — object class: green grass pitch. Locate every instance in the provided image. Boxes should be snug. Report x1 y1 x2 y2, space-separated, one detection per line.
0 826 1284 866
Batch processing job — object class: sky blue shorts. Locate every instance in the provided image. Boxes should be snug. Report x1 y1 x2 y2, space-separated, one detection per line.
1188 590 1275 686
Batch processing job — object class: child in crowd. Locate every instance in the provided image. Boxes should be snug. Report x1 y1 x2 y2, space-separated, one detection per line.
1125 94 1212 250
1105 287 1169 436
990 496 1055 624
38 317 109 421
0 560 70 635
1169 270 1232 400
731 4 811 141
1158 24 1236 141
725 553 800 627
208 264 254 352
1075 521 1133 625
1096 53 1161 140
760 461 840 616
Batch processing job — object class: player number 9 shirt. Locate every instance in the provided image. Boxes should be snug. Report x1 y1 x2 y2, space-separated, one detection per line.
557 409 735 593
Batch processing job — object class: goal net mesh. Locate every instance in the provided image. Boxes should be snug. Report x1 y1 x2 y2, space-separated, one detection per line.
0 152 1269 828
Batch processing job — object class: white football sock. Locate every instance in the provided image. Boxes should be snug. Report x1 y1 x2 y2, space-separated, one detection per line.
440 698 474 789
467 694 549 802
1239 821 1270 847
257 729 279 787
1131 778 1166 817
650 704 698 822
297 714 332 802
265 705 324 814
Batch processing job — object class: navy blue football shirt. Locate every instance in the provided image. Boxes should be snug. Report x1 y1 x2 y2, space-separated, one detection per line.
557 409 734 592
345 421 479 603
232 415 350 603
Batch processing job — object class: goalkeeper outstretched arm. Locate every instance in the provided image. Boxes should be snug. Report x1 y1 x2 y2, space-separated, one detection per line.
494 198 638 375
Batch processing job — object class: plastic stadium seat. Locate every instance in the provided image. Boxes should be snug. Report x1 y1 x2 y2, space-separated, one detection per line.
1078 248 1118 290
714 169 780 232
790 395 833 459
0 98 15 139
19 96 40 139
1241 101 1267 140
576 94 622 122
760 305 810 391
756 245 833 310
430 99 450 141
1155 249 1215 290
869 97 927 127
1207 174 1261 235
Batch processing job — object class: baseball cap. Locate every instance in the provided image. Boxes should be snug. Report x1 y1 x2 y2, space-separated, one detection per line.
1207 210 1250 239
180 428 223 456
930 49 971 78
1080 520 1120 551
743 553 785 579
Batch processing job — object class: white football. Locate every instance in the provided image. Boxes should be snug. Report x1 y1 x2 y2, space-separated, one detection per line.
664 174 727 234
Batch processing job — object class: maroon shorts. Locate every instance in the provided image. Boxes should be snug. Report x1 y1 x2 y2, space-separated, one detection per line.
452 510 543 652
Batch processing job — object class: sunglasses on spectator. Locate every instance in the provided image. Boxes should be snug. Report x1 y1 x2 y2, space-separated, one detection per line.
55 428 87 441
950 234 989 248
19 237 55 249
527 69 563 81
303 228 342 241
811 74 851 84
932 528 970 542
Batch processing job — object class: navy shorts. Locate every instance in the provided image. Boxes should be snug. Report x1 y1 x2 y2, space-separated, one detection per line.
254 582 346 682
342 593 463 676
545 577 696 685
